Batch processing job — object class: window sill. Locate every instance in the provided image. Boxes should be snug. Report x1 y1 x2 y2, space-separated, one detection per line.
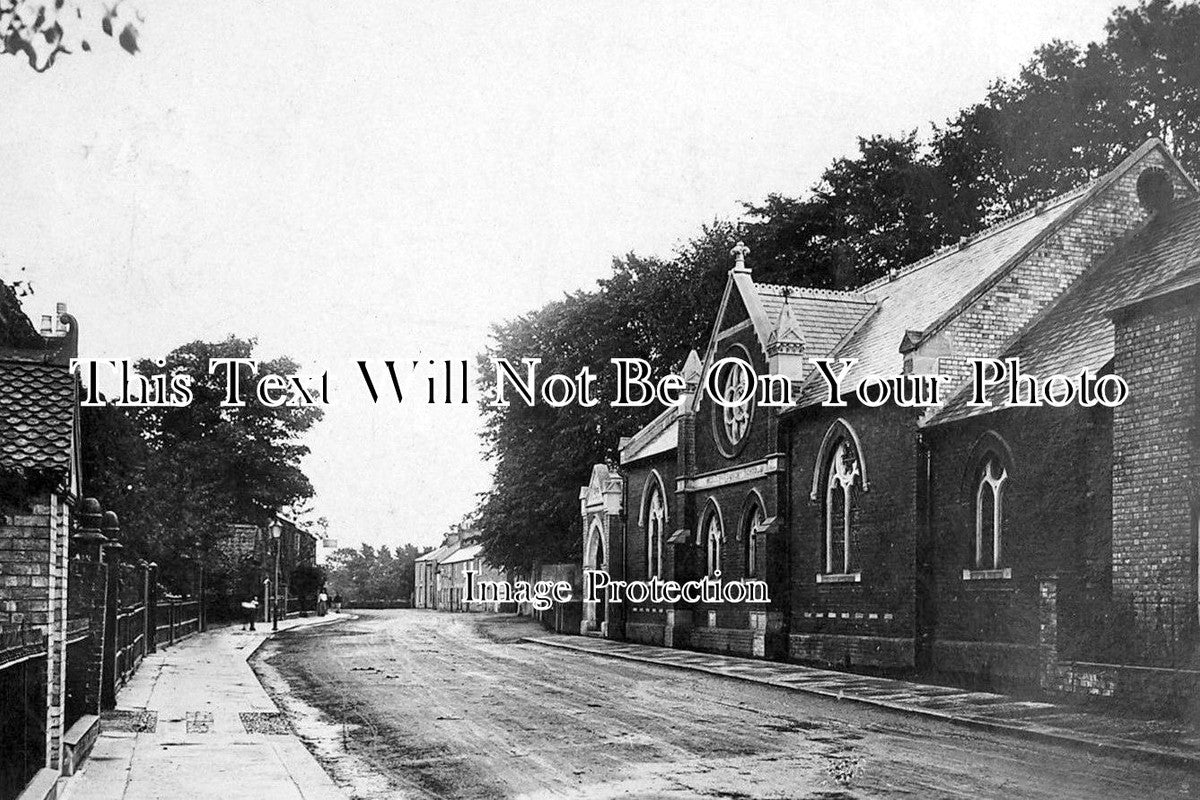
962 567 1011 581
816 572 861 584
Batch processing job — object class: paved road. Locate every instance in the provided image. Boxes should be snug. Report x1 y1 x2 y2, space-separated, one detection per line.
252 610 1198 799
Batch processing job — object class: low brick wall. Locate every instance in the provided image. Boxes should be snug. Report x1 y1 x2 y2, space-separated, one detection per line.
625 622 666 647
1045 661 1200 716
789 633 914 670
932 640 1039 688
691 626 756 657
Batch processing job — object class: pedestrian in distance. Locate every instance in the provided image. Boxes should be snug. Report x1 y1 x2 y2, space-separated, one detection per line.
241 596 259 631
317 587 329 616
332 593 343 612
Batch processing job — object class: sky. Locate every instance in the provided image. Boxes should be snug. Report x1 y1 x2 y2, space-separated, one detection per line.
0 1 1118 551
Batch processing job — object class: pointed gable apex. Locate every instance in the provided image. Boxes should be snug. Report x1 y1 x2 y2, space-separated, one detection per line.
681 349 703 384
579 463 623 516
767 298 807 348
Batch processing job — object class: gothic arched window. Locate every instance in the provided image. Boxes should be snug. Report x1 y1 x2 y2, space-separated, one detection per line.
974 456 1007 570
705 510 723 577
646 486 666 580
743 503 764 578
824 440 860 575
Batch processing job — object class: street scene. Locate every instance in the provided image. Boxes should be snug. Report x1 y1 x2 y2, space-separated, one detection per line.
5 1 1200 799
252 611 1199 799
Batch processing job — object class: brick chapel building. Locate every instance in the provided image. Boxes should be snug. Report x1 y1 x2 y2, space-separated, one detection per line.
581 138 1200 696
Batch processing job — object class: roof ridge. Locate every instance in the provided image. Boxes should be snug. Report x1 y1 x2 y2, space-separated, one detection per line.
755 282 872 300
857 181 1093 293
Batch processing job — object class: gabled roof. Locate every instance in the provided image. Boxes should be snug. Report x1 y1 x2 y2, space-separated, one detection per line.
440 543 484 565
927 197 1200 426
690 257 876 417
619 406 677 465
618 350 701 465
792 138 1192 408
756 284 876 362
415 544 454 563
0 360 75 474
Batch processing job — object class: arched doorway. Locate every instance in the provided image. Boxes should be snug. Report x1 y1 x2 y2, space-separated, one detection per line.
583 518 607 635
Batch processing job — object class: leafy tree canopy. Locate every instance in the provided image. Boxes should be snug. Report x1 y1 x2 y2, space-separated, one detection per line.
2 1 138 71
80 336 321 593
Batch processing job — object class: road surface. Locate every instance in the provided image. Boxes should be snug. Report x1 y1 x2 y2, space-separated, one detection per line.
251 609 1197 799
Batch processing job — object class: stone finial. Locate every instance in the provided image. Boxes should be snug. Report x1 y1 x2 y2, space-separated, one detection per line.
681 349 704 386
731 241 750 272
101 510 123 556
102 510 120 538
72 497 108 558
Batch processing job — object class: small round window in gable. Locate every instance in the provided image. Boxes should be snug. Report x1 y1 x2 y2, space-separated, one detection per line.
1137 165 1174 213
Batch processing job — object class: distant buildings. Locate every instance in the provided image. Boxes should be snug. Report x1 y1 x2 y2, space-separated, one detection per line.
413 529 507 612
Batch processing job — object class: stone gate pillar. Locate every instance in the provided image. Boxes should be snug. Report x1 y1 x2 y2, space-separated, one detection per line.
579 464 624 638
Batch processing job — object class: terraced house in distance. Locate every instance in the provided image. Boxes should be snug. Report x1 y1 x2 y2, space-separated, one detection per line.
580 138 1200 708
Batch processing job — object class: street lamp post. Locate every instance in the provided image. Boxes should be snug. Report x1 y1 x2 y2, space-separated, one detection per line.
269 520 282 631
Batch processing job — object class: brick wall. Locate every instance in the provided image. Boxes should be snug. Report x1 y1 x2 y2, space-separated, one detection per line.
934 149 1188 392
926 404 1112 683
0 488 70 772
786 402 921 669
1112 289 1199 610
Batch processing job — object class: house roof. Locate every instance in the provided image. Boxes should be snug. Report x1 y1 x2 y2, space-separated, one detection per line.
791 184 1087 407
927 197 1200 425
415 544 454 563
791 138 1190 409
0 360 75 474
440 543 484 565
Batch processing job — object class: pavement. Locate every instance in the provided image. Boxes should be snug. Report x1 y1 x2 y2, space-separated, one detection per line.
59 614 349 800
526 632 1200 771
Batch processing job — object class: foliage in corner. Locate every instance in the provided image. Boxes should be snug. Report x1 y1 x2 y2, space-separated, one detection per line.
2 0 139 71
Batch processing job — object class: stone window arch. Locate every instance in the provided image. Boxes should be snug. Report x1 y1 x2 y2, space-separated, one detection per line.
962 430 1015 579
740 491 766 579
974 456 1007 570
643 477 667 580
701 500 724 578
821 439 861 576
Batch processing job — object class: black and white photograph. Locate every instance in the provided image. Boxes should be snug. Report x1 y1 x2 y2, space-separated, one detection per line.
1 1 1200 798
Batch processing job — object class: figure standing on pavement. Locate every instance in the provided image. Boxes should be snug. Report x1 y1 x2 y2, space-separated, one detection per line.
317 587 329 616
332 593 343 612
241 596 259 631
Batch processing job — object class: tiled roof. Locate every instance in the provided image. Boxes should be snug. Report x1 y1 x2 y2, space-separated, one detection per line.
0 360 75 473
927 198 1200 425
792 182 1089 407
754 284 876 361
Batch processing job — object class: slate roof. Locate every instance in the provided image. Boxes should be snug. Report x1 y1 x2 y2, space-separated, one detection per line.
927 198 1200 426
415 544 455 563
0 360 75 473
440 543 484 565
792 184 1088 407
619 406 678 465
754 284 876 361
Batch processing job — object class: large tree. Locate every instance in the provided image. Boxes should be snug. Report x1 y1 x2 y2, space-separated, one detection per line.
80 336 322 593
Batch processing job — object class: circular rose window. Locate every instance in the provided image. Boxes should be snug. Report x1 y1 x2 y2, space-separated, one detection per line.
712 345 754 457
